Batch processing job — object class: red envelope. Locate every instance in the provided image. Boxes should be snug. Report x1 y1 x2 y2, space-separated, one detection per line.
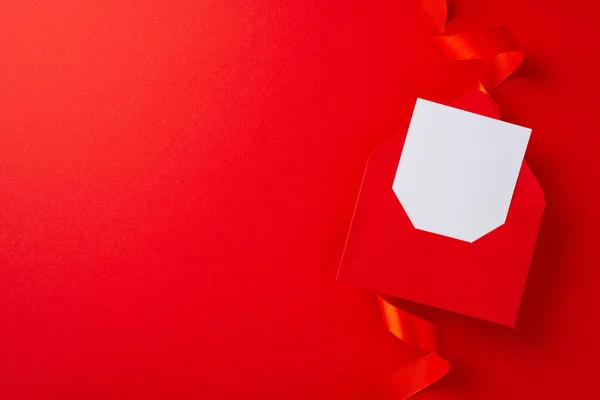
337 91 545 327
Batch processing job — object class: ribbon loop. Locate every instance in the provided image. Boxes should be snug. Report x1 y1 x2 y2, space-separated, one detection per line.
424 0 524 94
378 295 450 399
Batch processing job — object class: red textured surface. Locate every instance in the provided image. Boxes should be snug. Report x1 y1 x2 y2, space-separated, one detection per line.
0 0 598 398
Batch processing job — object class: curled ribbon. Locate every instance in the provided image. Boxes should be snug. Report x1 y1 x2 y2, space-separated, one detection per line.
423 0 524 100
378 295 450 399
378 0 524 398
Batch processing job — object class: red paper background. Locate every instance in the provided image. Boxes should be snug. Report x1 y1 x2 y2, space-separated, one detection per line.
0 0 598 398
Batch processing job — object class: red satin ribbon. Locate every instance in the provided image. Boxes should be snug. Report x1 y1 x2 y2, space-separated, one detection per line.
378 295 450 399
377 0 524 398
424 0 524 96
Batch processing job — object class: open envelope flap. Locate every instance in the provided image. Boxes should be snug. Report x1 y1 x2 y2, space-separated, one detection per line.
338 92 545 326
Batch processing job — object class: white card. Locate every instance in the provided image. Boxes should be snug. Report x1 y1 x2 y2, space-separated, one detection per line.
392 98 532 243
